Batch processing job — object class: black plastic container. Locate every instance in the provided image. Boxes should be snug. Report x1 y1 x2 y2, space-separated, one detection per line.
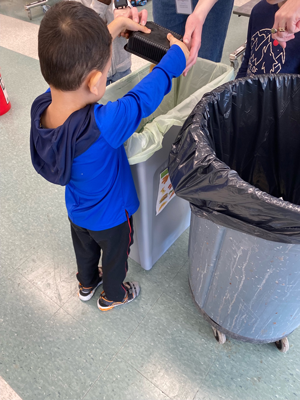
124 21 182 64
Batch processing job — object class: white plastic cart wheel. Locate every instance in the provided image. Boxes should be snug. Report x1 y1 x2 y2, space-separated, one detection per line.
212 327 226 344
275 337 289 353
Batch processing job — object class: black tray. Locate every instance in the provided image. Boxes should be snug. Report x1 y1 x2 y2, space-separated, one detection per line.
124 21 182 64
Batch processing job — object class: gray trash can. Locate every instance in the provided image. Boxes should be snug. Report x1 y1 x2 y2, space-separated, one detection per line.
169 75 300 351
189 215 300 349
102 59 234 270
129 125 191 270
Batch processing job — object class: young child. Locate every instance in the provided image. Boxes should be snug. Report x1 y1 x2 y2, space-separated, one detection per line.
236 0 300 78
30 1 189 311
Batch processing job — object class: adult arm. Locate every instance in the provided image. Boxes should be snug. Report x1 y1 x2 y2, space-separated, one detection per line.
90 0 147 42
107 15 150 40
114 4 148 26
92 0 147 25
182 0 218 75
271 0 300 48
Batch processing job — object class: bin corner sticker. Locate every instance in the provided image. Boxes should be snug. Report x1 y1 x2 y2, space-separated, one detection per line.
156 168 175 216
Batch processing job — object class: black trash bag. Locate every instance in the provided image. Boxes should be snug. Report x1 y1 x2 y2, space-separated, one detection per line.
169 74 300 244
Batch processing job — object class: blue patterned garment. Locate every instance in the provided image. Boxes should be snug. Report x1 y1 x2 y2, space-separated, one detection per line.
236 0 300 78
131 0 147 6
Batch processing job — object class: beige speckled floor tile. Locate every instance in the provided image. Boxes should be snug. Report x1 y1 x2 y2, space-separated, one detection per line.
0 15 39 59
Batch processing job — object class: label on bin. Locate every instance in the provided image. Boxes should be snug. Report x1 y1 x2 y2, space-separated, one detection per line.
156 168 175 215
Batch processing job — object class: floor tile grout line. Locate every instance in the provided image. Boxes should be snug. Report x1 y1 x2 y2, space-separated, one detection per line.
3 245 36 276
192 389 199 400
58 302 100 332
122 294 219 400
203 357 215 380
129 364 173 400
158 257 189 290
11 252 79 309
190 358 222 400
2 275 73 347
5 271 80 325
12 247 36 270
60 290 79 308
163 290 204 322
80 292 166 400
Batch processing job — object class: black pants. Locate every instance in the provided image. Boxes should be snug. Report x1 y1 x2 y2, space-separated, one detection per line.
70 215 134 302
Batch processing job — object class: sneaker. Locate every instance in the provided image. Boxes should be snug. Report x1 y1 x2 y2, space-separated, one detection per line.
97 281 140 311
78 278 103 302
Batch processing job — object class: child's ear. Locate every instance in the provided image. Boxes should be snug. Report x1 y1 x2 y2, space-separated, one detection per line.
87 70 103 96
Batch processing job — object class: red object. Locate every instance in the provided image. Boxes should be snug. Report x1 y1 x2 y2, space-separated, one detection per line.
0 73 11 116
274 40 279 46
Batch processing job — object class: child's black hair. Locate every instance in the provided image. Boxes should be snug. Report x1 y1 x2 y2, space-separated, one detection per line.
38 1 112 91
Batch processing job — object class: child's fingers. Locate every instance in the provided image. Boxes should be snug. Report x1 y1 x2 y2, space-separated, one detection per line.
167 32 189 62
120 31 130 39
167 33 176 46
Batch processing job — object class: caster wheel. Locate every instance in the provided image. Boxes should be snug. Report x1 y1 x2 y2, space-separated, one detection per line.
212 327 226 344
275 337 289 353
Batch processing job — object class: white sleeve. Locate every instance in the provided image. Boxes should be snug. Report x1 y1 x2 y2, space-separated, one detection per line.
90 0 113 23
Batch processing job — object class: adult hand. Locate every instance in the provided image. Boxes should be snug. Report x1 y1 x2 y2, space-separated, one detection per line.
182 12 204 76
114 6 148 37
182 0 217 76
271 0 300 48
108 16 150 40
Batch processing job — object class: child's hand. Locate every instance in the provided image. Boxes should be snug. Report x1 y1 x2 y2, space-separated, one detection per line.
167 33 190 63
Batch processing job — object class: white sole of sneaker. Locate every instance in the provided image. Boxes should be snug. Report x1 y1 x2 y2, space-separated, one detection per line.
97 282 140 311
97 298 128 311
78 279 103 302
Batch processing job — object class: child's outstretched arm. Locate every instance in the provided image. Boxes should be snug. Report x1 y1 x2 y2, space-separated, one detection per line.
108 16 150 40
95 36 189 149
167 33 190 62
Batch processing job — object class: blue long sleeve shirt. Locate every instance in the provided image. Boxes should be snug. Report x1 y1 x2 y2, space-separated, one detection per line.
236 0 300 79
30 45 186 230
